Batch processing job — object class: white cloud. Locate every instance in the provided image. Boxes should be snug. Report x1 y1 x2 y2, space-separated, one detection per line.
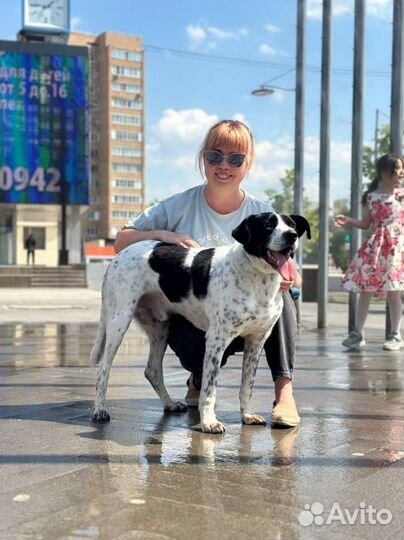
367 0 392 18
307 0 352 20
185 24 207 47
259 44 277 56
154 108 219 144
71 16 81 30
265 23 281 33
307 0 391 19
186 22 248 50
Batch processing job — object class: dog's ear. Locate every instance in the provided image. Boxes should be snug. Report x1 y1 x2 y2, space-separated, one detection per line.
232 217 251 246
289 215 311 239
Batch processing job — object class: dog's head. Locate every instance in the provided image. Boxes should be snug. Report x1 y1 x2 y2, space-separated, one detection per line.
232 212 311 277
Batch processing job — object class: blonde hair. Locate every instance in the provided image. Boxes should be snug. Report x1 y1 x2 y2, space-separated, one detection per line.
197 120 255 177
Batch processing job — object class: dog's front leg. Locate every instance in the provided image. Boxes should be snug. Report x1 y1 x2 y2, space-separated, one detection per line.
199 329 236 434
239 334 268 426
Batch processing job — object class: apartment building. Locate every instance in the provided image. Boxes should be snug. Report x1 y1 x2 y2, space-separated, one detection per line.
68 31 146 242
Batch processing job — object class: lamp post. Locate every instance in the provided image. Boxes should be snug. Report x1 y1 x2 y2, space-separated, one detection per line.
251 0 306 322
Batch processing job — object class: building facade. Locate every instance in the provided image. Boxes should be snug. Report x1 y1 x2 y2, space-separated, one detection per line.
69 31 146 242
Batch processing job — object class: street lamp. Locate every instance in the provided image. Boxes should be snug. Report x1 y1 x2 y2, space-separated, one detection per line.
251 84 295 97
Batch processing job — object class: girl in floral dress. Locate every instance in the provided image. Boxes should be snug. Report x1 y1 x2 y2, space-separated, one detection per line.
335 154 404 351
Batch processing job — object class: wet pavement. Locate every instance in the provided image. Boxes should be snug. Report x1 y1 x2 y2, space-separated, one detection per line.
1 290 404 540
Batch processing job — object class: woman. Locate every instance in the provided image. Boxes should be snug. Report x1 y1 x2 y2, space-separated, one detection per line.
115 120 302 427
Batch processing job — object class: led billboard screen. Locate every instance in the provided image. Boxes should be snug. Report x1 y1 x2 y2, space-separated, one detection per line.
0 40 89 205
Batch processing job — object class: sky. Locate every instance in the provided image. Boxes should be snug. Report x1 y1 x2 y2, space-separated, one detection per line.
0 0 396 206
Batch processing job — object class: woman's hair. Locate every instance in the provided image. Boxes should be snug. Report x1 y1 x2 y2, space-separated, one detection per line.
197 120 255 177
361 153 402 205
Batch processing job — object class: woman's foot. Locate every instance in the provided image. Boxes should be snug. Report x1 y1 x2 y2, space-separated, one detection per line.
272 400 300 428
184 374 200 407
272 377 300 427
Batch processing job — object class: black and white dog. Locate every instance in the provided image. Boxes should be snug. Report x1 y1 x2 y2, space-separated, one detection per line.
91 212 311 434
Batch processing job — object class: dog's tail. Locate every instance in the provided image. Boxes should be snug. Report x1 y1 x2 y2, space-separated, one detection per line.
90 298 107 367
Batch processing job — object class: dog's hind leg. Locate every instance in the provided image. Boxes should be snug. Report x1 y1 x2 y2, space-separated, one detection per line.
90 302 106 367
141 319 187 412
239 334 268 426
91 311 133 422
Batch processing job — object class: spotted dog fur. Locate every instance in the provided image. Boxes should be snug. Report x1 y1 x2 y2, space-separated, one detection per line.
90 212 311 434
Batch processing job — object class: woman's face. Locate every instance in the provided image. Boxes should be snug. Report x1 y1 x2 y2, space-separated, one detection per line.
204 144 249 190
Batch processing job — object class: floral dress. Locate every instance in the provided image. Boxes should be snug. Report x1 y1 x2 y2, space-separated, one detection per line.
342 188 404 292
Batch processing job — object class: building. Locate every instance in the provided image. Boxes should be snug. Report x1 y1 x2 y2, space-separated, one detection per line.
0 30 145 266
68 31 146 243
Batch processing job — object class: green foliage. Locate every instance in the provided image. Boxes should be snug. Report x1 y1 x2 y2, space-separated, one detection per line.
362 124 391 184
329 204 350 271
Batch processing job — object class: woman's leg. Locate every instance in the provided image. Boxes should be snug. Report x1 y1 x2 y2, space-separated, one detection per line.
263 292 296 383
167 314 206 389
263 292 299 420
167 314 245 390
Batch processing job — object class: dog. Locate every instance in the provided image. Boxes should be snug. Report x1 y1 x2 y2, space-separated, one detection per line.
90 212 311 434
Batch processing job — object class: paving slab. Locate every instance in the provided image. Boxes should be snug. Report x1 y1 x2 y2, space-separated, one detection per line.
0 288 403 539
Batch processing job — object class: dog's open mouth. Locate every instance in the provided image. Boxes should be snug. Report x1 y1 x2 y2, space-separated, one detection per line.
266 249 297 281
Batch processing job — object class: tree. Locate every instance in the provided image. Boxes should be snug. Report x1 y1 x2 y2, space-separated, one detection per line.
264 169 320 263
330 206 351 271
362 123 391 184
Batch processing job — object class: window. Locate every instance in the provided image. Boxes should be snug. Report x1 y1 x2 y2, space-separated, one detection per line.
111 49 142 62
113 179 142 189
112 210 139 219
87 211 100 220
112 82 142 94
112 147 142 157
111 130 142 142
111 65 142 78
112 114 142 126
112 163 142 173
87 226 98 237
112 97 142 110
113 195 142 204
23 227 46 249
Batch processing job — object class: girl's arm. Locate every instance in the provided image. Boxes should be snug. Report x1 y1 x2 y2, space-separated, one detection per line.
334 204 371 230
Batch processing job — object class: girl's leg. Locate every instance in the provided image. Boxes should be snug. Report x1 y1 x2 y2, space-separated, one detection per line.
386 291 402 335
355 292 373 334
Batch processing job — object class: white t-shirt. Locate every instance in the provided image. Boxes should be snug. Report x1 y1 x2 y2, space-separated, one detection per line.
125 184 274 247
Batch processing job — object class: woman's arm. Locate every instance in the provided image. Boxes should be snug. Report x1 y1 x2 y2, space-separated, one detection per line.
114 228 200 253
334 204 371 230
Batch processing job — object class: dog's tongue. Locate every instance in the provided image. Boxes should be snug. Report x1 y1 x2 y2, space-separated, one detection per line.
268 252 297 281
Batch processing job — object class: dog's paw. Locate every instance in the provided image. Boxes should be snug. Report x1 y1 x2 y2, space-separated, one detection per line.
91 407 111 423
242 414 266 426
164 401 187 413
201 421 226 434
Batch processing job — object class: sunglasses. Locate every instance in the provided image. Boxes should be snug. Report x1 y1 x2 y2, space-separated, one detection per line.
205 150 247 168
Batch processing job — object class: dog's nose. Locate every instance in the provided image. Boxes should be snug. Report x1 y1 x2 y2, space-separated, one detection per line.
285 231 298 243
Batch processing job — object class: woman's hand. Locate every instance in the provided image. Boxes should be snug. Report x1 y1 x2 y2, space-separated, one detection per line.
334 214 349 228
158 231 200 248
280 279 294 293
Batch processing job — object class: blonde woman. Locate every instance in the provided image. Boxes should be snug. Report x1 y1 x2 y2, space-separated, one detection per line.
115 120 302 427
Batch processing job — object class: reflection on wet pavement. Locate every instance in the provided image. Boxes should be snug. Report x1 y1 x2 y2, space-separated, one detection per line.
0 322 404 540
